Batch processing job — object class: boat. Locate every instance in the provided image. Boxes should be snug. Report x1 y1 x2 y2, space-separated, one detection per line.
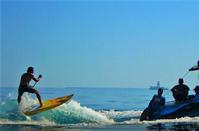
140 97 199 121
140 60 199 121
149 81 168 90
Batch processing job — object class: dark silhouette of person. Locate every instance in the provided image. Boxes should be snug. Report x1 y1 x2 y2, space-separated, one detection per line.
193 86 199 99
171 78 190 102
17 67 43 107
148 88 165 110
140 88 165 121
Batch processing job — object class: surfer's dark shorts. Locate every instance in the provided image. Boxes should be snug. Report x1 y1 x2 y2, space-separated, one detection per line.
18 85 37 95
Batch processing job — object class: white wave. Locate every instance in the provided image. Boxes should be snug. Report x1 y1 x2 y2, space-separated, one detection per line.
12 94 114 124
0 118 56 126
100 110 142 119
52 100 115 124
101 110 199 125
19 93 39 113
122 116 199 125
121 118 140 125
141 117 199 124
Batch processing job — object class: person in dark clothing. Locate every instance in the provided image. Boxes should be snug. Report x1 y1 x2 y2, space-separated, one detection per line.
193 86 199 99
140 88 165 121
171 78 190 102
18 67 43 107
188 86 199 100
148 88 165 110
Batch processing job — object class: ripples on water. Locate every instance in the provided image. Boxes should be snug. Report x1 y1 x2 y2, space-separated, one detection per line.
0 87 199 130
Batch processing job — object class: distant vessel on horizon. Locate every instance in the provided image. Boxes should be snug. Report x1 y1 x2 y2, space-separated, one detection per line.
149 81 168 90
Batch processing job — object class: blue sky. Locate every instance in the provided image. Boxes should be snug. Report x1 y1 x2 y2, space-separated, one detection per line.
1 1 199 88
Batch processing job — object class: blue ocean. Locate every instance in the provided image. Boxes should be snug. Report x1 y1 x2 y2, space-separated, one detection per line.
0 87 199 130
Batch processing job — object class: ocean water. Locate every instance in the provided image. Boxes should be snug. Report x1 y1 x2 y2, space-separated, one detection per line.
0 87 199 131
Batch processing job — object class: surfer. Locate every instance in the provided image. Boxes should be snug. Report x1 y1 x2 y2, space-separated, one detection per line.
171 78 190 102
17 67 43 107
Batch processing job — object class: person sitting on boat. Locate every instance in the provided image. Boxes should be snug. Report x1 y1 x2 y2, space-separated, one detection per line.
148 88 165 111
193 86 199 99
171 78 190 102
140 88 165 121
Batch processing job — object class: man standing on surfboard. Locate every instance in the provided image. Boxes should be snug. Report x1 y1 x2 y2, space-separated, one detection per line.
17 67 43 107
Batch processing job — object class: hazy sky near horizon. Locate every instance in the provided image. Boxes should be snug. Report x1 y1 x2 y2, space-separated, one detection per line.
1 1 199 88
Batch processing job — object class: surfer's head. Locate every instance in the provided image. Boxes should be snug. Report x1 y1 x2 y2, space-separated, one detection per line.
178 78 184 85
27 67 34 74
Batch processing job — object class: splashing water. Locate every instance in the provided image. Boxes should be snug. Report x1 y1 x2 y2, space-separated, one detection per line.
19 93 39 113
1 91 199 127
39 100 114 124
1 93 114 125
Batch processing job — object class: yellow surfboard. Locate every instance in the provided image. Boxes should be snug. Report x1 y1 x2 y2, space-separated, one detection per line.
23 94 74 116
